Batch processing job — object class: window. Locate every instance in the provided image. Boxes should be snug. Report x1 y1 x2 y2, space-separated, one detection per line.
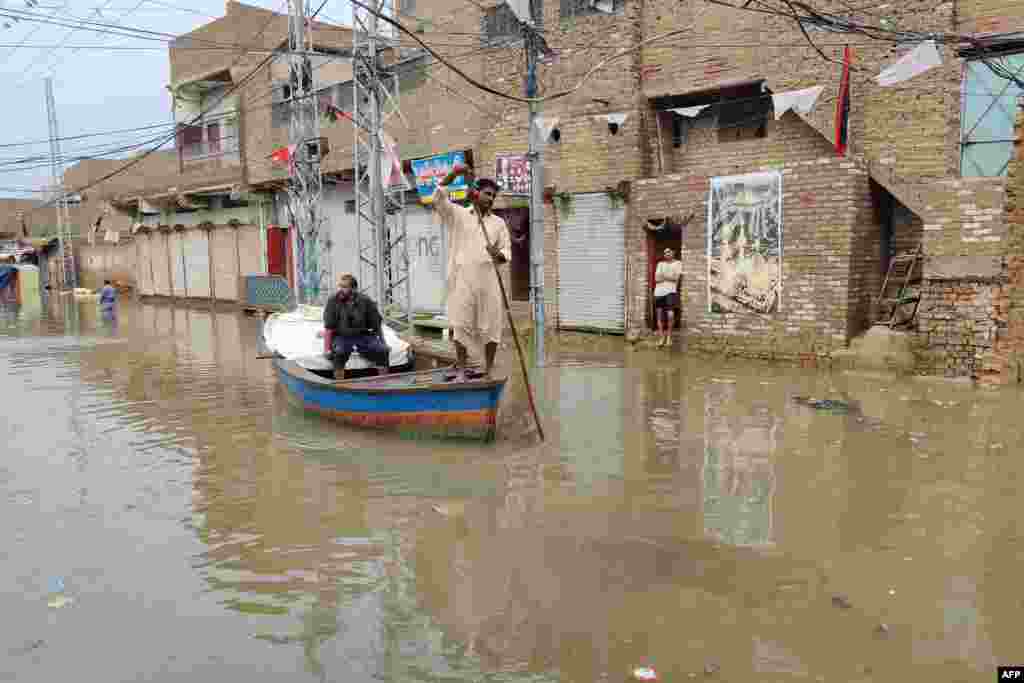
961 55 1024 177
656 81 768 147
561 0 623 19
482 0 538 42
178 113 238 159
398 0 414 14
717 86 769 142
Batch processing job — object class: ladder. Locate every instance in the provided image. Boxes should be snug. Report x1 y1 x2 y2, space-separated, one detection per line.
875 244 923 328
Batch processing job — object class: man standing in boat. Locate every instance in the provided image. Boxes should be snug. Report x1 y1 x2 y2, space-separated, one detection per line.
323 274 391 378
433 163 511 381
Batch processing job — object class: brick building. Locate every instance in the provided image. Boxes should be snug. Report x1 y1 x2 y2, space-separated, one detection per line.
40 0 1024 378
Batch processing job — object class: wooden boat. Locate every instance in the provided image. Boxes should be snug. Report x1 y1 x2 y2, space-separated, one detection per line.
273 357 508 442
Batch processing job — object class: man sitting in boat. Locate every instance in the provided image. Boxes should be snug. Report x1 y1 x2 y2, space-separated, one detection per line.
323 274 390 379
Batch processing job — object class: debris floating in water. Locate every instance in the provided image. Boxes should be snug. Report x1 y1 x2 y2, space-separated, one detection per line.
632 666 658 681
792 396 851 412
831 594 853 609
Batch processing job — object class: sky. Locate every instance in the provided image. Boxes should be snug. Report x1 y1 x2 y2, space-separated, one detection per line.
0 0 354 199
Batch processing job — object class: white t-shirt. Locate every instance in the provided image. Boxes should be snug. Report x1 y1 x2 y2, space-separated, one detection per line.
654 260 682 297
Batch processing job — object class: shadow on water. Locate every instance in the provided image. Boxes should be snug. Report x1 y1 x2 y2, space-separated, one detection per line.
2 297 1024 681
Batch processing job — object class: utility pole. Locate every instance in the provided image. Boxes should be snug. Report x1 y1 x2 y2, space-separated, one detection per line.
524 20 545 367
286 0 329 304
352 0 410 326
45 77 75 290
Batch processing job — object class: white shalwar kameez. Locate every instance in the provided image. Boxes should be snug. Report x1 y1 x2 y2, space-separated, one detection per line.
432 184 511 361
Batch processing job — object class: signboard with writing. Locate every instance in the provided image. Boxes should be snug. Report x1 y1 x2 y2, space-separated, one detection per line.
411 151 468 204
495 154 531 196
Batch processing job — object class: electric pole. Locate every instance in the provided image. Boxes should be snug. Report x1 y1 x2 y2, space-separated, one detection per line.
352 0 410 326
286 0 329 304
45 77 75 290
524 20 545 367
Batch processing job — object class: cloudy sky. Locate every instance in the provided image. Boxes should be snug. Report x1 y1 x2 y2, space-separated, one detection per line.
0 0 353 199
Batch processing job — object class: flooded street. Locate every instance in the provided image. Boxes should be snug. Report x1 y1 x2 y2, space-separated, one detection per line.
2 297 1022 682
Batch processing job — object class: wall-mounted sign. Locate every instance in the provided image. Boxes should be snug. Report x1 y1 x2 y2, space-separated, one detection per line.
495 153 531 196
411 151 468 205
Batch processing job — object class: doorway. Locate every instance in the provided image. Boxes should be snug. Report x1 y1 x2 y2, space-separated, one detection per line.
267 226 293 289
494 207 530 302
646 225 683 330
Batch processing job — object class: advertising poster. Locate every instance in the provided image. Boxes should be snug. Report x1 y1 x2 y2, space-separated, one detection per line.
495 154 531 196
707 170 783 315
411 151 468 204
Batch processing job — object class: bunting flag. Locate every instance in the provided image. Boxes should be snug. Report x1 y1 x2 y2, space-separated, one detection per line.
269 144 295 165
875 40 941 87
378 130 405 189
669 105 709 118
534 115 559 143
604 112 629 126
590 0 615 13
771 85 824 120
323 103 352 123
835 46 852 157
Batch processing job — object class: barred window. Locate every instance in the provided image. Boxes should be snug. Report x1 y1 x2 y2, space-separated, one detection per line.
482 0 539 41
561 0 623 19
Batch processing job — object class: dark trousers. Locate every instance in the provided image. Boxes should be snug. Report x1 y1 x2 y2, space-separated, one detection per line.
331 334 390 370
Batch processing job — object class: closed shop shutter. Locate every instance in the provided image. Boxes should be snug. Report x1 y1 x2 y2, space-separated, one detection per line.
237 225 262 279
406 204 446 313
210 227 239 301
557 193 626 332
138 234 154 296
170 231 187 297
322 186 358 289
184 229 211 298
152 233 171 296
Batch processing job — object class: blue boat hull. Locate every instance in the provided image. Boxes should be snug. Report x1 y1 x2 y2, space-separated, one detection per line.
274 358 507 441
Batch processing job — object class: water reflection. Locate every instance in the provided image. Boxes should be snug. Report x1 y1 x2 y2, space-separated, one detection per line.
702 381 776 547
3 299 1024 682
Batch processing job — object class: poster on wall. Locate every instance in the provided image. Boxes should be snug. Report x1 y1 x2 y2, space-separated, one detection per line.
411 151 468 204
494 154 531 196
706 170 782 315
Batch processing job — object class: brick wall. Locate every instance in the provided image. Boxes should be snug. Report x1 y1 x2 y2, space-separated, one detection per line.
629 149 879 359
640 0 963 183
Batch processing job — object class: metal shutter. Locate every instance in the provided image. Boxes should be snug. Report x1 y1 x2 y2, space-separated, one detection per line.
557 193 626 332
406 204 446 313
152 233 171 296
184 229 211 298
137 235 154 296
170 231 187 297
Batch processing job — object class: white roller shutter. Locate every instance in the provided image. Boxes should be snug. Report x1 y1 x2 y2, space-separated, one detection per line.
152 233 171 296
184 229 211 298
137 236 154 295
170 231 187 297
322 186 359 288
557 193 626 332
406 204 446 313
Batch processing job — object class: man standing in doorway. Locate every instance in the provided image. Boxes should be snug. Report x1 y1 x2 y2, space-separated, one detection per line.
653 247 683 347
323 274 391 379
433 163 511 380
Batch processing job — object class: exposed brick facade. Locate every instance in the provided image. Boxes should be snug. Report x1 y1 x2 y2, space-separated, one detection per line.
35 0 1024 380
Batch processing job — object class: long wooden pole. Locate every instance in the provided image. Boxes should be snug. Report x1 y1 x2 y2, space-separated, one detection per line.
474 211 545 442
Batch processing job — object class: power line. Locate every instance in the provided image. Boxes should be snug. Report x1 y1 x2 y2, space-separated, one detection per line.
18 0 298 215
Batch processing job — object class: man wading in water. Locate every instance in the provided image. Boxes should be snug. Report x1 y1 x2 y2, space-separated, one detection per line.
433 163 511 381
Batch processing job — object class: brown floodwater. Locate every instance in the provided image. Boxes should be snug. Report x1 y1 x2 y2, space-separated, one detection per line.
2 296 1022 682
